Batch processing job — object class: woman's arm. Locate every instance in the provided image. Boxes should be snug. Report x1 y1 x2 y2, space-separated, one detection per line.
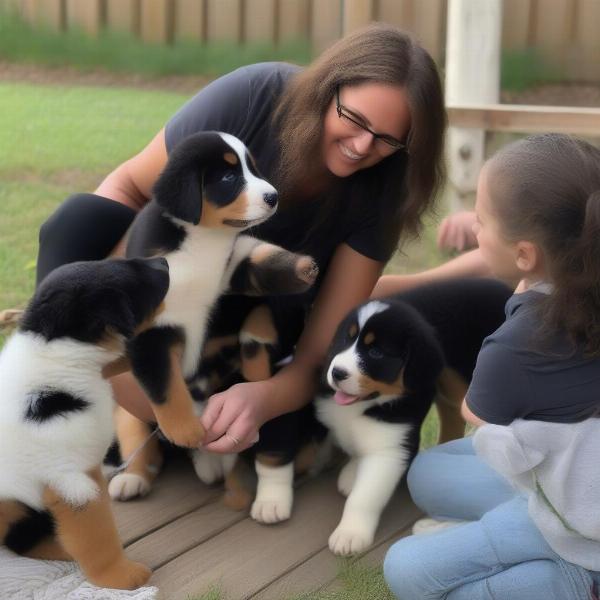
95 128 168 211
200 243 383 453
371 248 492 298
461 398 487 428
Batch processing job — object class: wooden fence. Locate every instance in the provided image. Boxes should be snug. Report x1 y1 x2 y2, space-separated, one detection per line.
2 0 600 81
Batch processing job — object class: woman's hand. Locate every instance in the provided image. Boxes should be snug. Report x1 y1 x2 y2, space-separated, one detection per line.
437 211 478 252
199 380 272 453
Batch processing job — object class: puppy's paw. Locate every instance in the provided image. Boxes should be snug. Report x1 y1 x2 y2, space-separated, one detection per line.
160 420 205 449
251 461 294 523
328 522 375 556
295 255 319 288
191 449 226 485
250 492 293 524
246 244 319 295
88 558 151 590
108 473 151 501
337 459 358 497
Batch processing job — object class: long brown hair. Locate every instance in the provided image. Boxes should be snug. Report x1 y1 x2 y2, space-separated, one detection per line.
486 134 600 355
272 23 446 253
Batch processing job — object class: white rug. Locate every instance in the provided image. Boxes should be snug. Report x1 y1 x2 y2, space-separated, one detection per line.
0 547 159 600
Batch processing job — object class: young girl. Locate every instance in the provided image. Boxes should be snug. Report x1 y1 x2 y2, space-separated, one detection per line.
384 133 600 600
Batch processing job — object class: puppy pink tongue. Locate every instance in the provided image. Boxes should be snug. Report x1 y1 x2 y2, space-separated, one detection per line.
334 391 359 405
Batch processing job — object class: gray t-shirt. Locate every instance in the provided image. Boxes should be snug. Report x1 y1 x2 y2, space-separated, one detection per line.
466 290 600 425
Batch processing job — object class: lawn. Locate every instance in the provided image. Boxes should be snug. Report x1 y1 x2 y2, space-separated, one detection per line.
0 80 448 599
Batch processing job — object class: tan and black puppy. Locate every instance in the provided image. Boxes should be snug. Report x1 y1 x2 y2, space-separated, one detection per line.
315 278 512 556
111 132 318 500
109 302 327 522
0 257 169 589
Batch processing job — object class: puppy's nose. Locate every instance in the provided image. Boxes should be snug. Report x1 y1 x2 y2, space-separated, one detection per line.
263 192 278 208
331 367 349 382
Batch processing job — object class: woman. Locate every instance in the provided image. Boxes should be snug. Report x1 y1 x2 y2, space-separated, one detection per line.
36 23 450 454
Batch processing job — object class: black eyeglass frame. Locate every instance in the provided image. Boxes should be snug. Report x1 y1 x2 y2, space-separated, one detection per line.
335 85 408 152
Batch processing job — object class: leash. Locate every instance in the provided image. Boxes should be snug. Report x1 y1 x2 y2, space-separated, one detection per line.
106 426 161 479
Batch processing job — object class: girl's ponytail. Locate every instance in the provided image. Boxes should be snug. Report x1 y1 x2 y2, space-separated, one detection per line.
581 190 600 277
486 135 600 355
546 189 600 355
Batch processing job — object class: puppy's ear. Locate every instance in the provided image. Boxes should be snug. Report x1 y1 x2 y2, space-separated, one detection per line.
153 132 224 225
22 287 137 343
89 288 137 340
153 161 203 225
402 324 444 391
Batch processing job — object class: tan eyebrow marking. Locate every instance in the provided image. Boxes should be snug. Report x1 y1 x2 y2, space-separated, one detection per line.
364 332 375 345
224 152 238 165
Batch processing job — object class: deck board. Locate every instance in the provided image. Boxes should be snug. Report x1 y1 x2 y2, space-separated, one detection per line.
253 485 421 600
111 460 420 600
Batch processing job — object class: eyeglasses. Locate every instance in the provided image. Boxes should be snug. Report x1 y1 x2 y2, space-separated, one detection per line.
335 86 408 151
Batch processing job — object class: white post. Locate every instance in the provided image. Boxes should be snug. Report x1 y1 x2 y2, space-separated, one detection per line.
445 0 501 210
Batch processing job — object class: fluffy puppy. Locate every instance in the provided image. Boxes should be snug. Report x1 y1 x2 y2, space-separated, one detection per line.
315 278 512 555
0 257 169 589
109 131 318 499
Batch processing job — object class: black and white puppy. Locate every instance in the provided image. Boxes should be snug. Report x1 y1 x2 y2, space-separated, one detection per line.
108 131 318 501
315 278 511 555
124 131 317 450
0 257 169 589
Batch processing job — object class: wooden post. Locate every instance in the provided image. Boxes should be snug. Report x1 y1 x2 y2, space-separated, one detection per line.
445 0 501 210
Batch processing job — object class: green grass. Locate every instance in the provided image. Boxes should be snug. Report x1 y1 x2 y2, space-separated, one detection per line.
501 48 564 92
0 82 188 311
289 563 395 600
0 9 311 78
188 562 395 600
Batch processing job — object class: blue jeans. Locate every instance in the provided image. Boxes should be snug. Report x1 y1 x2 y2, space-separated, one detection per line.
384 437 600 600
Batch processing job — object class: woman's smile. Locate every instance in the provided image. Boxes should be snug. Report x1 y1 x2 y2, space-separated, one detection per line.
338 142 365 162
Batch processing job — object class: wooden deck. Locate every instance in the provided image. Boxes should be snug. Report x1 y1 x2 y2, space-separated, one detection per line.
112 459 421 600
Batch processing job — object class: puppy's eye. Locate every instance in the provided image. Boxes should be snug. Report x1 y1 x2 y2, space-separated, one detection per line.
368 347 384 359
221 171 236 183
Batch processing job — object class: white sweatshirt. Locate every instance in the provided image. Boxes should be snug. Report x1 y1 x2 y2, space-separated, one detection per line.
473 418 600 571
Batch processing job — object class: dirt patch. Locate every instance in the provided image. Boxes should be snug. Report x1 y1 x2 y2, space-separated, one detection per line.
3 60 600 106
0 60 210 94
502 83 600 107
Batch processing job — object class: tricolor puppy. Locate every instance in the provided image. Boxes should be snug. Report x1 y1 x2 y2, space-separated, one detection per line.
0 257 169 589
124 131 317 450
186 304 327 525
108 131 318 501
315 278 511 555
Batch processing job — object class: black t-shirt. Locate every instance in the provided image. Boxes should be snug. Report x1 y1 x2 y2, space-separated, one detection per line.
165 62 404 354
165 61 400 267
466 290 600 425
